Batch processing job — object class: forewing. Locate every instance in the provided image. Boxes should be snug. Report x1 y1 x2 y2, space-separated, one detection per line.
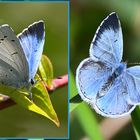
76 58 112 103
90 12 123 66
18 20 45 80
124 66 140 105
94 76 135 118
0 25 29 87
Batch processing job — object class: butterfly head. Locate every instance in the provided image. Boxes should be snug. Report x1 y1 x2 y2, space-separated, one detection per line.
114 63 126 77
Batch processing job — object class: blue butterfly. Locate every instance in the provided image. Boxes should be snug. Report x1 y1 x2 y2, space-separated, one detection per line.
18 21 45 85
76 12 140 118
0 21 44 93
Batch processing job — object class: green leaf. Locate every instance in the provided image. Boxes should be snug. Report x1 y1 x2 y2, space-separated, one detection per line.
32 79 60 127
76 103 104 140
70 71 83 112
131 106 140 139
38 55 54 89
70 71 77 99
0 81 60 127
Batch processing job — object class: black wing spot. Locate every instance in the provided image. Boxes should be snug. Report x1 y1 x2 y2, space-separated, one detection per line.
11 39 15 42
4 36 7 38
114 39 117 42
11 52 18 55
1 38 4 41
10 69 13 72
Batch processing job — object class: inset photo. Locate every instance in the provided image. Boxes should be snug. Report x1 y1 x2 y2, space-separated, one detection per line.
0 2 68 138
70 1 140 140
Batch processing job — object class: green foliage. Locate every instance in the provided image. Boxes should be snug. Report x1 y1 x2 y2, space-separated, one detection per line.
39 55 53 89
131 106 140 140
70 71 82 112
76 103 103 140
0 55 59 127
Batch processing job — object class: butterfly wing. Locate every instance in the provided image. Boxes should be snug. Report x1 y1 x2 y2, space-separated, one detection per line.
94 76 135 117
0 25 29 87
18 20 45 81
76 12 123 104
124 66 140 105
76 58 112 103
90 12 123 67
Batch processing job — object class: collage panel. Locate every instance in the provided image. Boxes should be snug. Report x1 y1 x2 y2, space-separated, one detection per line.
70 1 140 140
0 2 68 139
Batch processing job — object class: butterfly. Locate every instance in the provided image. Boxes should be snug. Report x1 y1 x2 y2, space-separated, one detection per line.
76 12 140 118
0 21 45 95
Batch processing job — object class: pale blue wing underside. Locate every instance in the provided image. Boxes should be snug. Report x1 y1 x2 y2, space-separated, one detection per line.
18 21 45 81
124 66 140 105
0 25 29 88
89 12 123 67
76 58 112 103
94 76 135 118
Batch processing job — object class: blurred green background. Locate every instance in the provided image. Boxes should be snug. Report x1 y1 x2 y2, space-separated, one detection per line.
71 0 140 140
0 2 68 138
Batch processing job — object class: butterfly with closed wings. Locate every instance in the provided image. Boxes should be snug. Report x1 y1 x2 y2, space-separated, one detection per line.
0 20 45 97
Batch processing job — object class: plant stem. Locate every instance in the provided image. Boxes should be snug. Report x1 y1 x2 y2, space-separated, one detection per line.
51 74 68 91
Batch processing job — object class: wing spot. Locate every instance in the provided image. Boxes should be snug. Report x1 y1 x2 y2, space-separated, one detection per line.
1 38 4 41
11 39 15 42
11 52 18 55
114 39 117 42
34 50 37 52
10 69 13 72
4 36 7 38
